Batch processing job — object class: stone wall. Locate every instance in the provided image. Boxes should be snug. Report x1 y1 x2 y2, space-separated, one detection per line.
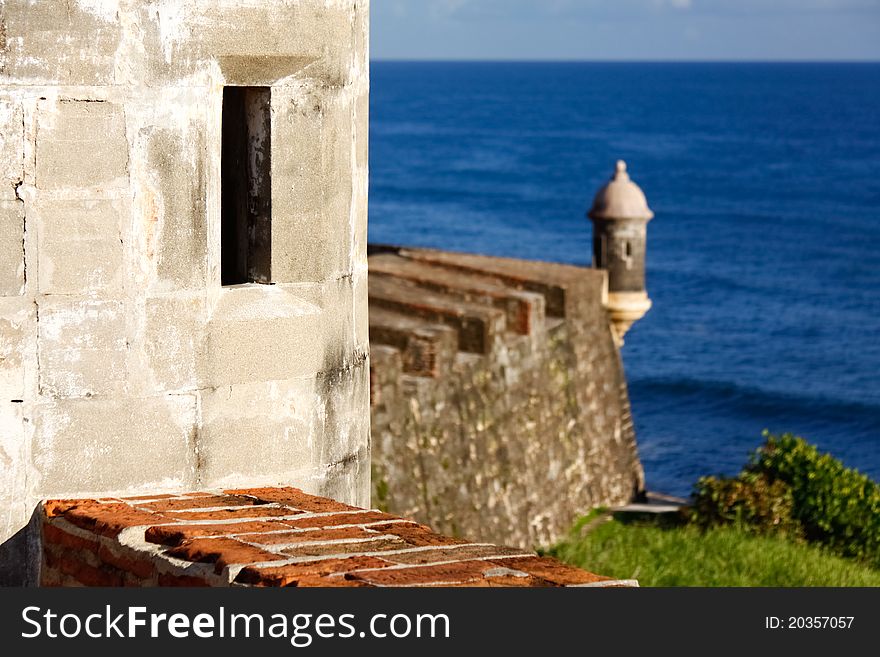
369 246 645 550
0 0 370 584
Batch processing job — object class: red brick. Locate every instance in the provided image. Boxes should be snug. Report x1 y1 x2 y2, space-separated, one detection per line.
238 526 379 546
490 556 609 585
145 520 294 546
280 537 408 559
43 522 100 553
282 510 399 530
97 544 155 579
44 499 101 518
445 575 549 588
123 573 147 587
235 556 393 587
294 576 373 588
40 566 64 587
48 501 162 537
158 572 211 587
379 544 525 565
136 495 261 512
167 537 286 573
368 522 469 547
117 494 178 501
45 546 125 587
223 487 359 512
162 506 300 521
347 560 497 587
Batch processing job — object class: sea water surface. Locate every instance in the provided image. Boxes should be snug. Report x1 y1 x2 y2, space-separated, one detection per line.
368 62 880 496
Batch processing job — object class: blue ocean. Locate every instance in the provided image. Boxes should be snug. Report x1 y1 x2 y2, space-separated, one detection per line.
368 62 880 497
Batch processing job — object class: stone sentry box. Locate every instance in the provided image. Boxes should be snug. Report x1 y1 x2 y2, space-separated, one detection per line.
0 0 370 584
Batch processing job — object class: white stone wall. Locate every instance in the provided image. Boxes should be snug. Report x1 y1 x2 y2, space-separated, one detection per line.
0 0 370 583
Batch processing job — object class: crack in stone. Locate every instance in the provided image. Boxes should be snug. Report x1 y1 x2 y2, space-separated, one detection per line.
13 181 25 287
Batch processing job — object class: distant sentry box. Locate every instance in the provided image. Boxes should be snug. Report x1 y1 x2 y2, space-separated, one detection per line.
589 160 654 345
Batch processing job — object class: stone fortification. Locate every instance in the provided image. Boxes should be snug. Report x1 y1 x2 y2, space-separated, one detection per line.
0 0 370 584
369 246 645 549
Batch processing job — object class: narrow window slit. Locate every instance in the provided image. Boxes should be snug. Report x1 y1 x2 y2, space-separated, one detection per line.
221 86 272 286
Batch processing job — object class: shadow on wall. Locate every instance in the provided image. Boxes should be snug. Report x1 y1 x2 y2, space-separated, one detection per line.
0 509 41 586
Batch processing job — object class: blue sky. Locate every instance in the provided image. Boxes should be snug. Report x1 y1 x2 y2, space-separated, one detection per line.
371 0 880 61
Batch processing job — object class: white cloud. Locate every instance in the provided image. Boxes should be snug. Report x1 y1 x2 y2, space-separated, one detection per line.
429 0 472 18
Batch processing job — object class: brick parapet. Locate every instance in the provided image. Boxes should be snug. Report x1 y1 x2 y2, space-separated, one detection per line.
38 488 636 588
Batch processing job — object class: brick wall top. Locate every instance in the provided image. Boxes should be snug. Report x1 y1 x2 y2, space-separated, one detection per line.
39 487 636 588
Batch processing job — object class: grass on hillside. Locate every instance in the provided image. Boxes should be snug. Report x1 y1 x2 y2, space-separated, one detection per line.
545 513 880 587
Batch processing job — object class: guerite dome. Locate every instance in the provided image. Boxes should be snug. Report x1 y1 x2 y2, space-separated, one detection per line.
588 160 654 221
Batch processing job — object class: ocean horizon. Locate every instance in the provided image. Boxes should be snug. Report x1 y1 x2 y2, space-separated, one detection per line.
371 59 880 64
368 60 880 496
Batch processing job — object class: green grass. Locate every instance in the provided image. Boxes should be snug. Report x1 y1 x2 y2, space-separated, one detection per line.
546 515 880 587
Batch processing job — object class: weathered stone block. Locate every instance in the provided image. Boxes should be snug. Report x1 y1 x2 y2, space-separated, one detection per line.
32 395 198 497
36 198 124 295
218 55 316 86
204 285 324 387
137 294 207 393
353 273 369 351
0 402 27 510
0 296 32 400
1 1 120 85
141 123 208 291
310 276 369 371
197 378 317 489
314 458 372 512
270 86 354 283
0 200 24 296
194 1 356 85
270 85 321 283
133 0 363 87
352 89 370 264
0 100 24 199
36 99 128 191
315 359 370 470
37 298 127 398
321 89 355 234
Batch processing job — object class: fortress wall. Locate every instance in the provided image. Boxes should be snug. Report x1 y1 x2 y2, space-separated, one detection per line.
0 0 370 584
368 247 645 549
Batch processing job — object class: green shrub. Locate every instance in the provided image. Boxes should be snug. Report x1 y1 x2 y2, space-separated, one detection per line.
690 471 800 537
751 432 880 563
688 432 880 566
